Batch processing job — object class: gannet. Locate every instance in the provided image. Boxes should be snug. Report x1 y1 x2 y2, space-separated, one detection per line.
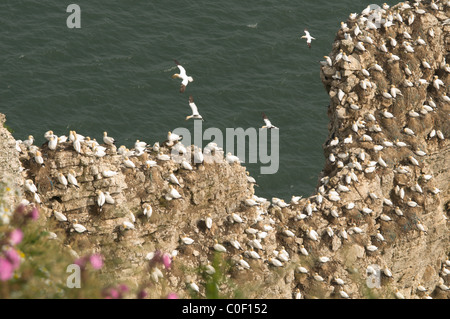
186 95 204 121
188 280 200 293
103 131 115 146
105 192 115 205
67 169 79 188
48 136 58 151
25 179 38 193
301 29 315 48
408 13 415 25
72 221 87 233
430 0 439 10
167 131 183 145
205 213 212 229
432 76 444 90
261 112 278 129
355 41 366 51
422 59 431 69
143 203 152 219
123 156 136 168
238 256 250 269
58 172 68 188
181 159 193 170
172 59 193 93
167 172 181 186
34 150 45 167
73 136 81 154
213 240 227 253
387 53 400 63
54 210 68 222
403 127 415 136
157 152 171 161
226 152 241 164
181 235 194 245
96 190 106 211
23 135 34 148
166 185 182 200
313 273 324 282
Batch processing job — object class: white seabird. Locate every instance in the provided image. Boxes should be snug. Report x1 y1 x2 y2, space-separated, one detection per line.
261 112 278 129
96 190 106 211
301 29 315 48
103 131 115 146
186 95 204 121
143 203 153 219
67 169 80 188
172 59 193 93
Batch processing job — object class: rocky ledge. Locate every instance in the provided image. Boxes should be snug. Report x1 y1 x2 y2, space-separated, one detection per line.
0 0 449 299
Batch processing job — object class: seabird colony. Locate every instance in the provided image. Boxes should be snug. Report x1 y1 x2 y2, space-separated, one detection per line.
14 0 449 299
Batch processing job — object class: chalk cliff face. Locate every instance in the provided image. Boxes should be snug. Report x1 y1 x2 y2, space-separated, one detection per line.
1 1 449 299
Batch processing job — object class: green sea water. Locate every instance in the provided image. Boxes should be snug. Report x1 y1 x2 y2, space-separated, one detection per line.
0 0 398 200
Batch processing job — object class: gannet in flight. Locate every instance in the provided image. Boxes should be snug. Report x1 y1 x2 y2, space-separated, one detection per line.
186 96 204 121
172 59 193 93
301 29 315 48
261 112 278 129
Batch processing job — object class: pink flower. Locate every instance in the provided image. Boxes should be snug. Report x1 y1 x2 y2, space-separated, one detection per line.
162 253 172 270
118 284 129 293
137 290 148 299
107 288 120 299
28 207 39 221
9 229 23 245
0 258 14 281
74 257 88 269
166 292 178 299
4 249 21 268
89 254 103 270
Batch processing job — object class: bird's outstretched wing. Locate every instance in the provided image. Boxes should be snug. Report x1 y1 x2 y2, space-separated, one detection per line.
262 112 272 127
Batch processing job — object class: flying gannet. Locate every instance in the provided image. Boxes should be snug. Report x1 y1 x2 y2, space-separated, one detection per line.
261 112 278 129
301 29 315 48
186 96 203 121
172 59 193 93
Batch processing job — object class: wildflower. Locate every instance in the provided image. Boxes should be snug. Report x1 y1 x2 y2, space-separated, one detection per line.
162 253 172 270
89 254 103 270
4 249 21 268
166 292 178 299
137 290 148 299
9 229 23 245
118 284 129 294
28 206 39 221
74 256 88 269
0 258 14 281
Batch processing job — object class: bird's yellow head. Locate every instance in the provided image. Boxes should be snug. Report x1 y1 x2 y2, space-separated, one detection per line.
172 74 180 79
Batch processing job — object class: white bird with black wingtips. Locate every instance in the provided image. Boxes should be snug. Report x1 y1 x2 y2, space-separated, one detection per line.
261 112 278 129
172 59 193 93
301 29 315 48
186 96 204 121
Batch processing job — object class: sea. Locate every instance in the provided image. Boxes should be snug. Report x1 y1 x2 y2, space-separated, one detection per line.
0 0 398 201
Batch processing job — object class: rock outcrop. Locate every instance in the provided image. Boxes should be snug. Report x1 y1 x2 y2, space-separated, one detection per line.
0 0 449 299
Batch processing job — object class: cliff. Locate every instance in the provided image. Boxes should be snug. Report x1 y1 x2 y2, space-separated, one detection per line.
1 0 449 299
